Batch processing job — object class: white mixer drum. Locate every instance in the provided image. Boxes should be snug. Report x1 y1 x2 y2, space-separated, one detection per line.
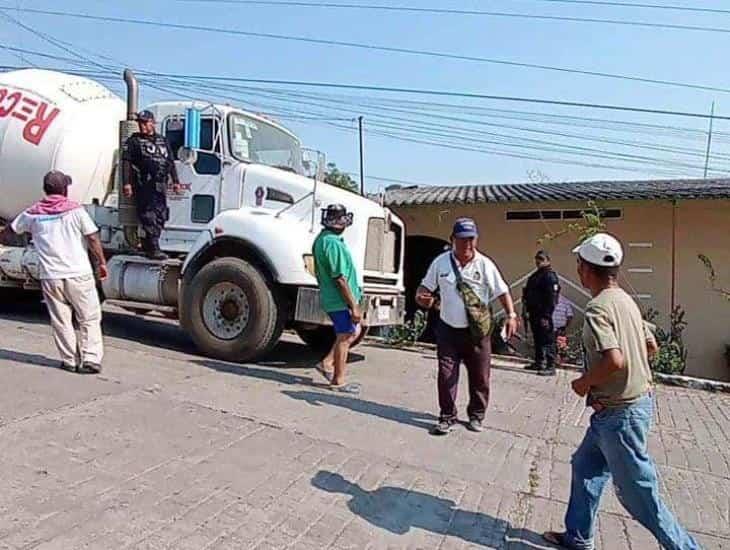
0 69 125 221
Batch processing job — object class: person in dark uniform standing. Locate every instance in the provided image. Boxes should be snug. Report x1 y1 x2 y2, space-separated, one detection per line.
523 250 560 376
122 110 181 260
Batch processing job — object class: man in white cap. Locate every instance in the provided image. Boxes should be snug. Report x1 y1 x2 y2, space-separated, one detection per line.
544 233 698 550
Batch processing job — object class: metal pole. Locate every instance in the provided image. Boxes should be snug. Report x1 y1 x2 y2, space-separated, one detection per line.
358 116 365 195
703 101 715 179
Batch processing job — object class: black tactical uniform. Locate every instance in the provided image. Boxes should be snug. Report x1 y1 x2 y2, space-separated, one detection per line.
122 120 179 259
523 264 560 373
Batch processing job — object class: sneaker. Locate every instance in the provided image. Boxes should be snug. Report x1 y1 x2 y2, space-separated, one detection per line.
467 418 484 432
59 362 77 373
542 531 591 549
78 362 101 374
430 420 455 436
538 367 556 377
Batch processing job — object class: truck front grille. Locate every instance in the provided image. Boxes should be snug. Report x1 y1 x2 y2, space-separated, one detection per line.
364 218 401 274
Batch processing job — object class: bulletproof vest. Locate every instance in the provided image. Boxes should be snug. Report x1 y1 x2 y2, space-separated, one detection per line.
524 267 559 315
131 133 173 192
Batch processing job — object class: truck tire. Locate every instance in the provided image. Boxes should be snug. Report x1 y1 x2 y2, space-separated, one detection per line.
295 323 368 353
181 257 283 362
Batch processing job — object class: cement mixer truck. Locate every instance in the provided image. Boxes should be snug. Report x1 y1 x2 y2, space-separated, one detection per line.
0 68 405 361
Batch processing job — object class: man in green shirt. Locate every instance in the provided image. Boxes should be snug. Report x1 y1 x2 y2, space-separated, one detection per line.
544 233 698 550
312 204 363 391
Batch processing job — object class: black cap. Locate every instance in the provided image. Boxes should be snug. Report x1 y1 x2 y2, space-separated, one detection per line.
535 250 550 261
321 204 353 229
43 170 72 195
137 110 155 122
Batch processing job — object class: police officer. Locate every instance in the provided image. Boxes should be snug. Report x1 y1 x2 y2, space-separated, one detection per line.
122 110 181 260
523 250 560 376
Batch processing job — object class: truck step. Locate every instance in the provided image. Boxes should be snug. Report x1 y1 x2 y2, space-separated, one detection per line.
110 255 183 267
104 299 178 315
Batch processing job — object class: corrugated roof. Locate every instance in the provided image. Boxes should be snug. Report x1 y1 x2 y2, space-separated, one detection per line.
381 178 730 207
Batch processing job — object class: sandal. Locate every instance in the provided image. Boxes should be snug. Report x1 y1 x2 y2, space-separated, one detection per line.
329 382 361 395
315 362 334 383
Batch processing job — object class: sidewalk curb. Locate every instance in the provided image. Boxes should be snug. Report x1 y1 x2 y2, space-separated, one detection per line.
363 337 730 394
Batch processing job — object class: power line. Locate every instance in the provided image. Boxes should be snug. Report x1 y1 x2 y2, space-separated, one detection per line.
3 58 728 171
135 74 719 175
525 0 730 16
172 0 730 35
4 62 723 122
209 82 730 159
3 5 730 94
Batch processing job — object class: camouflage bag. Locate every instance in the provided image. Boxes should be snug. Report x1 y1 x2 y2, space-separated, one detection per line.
449 255 492 346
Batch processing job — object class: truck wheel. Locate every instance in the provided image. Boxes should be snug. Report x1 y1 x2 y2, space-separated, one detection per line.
182 257 283 362
295 323 368 353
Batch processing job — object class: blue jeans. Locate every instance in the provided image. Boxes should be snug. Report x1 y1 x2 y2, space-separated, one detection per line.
564 394 700 550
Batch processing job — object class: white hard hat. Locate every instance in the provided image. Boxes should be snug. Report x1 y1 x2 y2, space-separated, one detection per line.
572 232 624 267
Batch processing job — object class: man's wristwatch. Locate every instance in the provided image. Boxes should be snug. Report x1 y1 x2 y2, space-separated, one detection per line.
507 312 518 320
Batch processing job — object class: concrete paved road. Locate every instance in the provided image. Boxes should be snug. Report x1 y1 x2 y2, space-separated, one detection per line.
1 297 729 549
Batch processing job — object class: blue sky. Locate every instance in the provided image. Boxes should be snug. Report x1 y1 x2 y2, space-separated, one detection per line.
1 0 730 191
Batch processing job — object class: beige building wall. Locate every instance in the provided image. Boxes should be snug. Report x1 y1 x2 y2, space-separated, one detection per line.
394 198 730 381
675 200 730 381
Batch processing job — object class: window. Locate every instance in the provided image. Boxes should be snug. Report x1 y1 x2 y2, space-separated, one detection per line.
266 188 294 204
165 117 221 159
506 208 622 221
562 208 622 220
191 195 215 223
505 210 561 221
193 152 222 176
228 112 303 175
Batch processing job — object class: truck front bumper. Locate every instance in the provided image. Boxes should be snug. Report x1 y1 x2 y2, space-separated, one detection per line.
294 287 405 327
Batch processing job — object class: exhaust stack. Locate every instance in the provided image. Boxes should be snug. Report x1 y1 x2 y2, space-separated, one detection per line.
123 69 139 121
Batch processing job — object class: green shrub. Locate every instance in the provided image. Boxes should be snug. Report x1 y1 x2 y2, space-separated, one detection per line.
645 306 688 375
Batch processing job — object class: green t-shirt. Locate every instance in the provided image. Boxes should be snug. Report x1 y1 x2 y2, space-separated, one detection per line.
312 230 362 313
582 288 655 408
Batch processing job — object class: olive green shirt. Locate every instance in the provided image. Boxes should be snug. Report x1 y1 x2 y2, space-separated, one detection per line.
312 229 362 313
582 288 655 408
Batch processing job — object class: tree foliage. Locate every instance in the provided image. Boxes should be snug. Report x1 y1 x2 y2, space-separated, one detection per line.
324 162 358 192
538 200 607 245
698 254 730 302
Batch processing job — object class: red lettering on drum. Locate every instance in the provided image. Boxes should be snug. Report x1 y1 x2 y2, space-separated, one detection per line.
0 87 61 146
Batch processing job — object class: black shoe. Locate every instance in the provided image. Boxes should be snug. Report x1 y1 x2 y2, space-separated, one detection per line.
538 366 556 377
524 363 540 371
78 362 101 374
466 418 484 432
431 420 455 435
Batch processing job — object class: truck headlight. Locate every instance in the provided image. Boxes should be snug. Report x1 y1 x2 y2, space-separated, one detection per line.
303 254 316 276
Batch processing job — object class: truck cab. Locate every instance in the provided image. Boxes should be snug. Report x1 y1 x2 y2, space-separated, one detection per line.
101 100 406 360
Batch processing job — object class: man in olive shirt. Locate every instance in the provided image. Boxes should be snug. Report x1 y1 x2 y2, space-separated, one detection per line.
544 233 699 550
312 204 362 391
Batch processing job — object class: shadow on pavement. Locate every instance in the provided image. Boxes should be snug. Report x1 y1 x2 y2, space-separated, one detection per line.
192 359 324 386
312 471 552 548
283 390 437 431
0 292 48 325
0 347 59 369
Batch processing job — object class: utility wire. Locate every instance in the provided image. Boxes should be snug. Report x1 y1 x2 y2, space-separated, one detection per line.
524 0 730 16
3 5 730 94
1 59 727 121
172 0 730 36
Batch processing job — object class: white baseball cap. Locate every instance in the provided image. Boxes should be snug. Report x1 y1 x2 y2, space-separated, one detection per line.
572 232 624 267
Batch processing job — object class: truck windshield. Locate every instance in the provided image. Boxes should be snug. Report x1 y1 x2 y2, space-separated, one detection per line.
228 113 303 175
